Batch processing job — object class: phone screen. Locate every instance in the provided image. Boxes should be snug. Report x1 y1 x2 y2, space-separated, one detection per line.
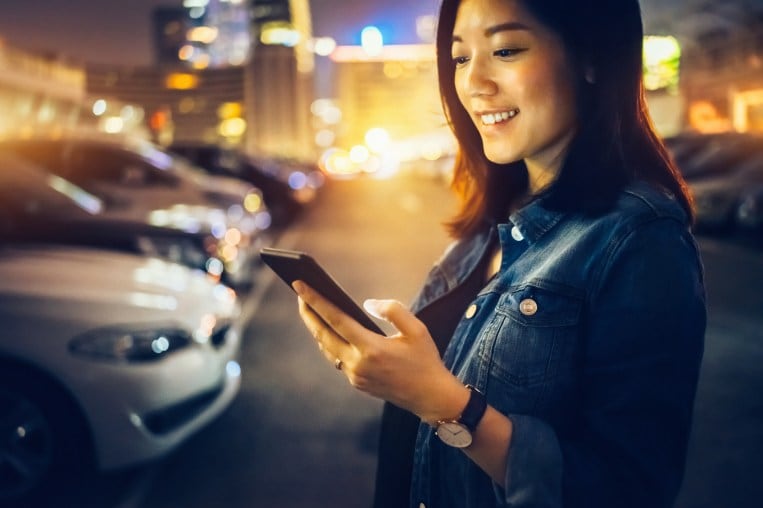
259 247 386 335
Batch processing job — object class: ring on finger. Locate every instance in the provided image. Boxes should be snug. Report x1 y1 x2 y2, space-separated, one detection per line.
334 358 343 370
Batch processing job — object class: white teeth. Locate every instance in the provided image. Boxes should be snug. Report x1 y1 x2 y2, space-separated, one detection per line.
480 109 519 125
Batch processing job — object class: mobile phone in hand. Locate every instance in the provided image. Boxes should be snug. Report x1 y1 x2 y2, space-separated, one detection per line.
260 247 386 335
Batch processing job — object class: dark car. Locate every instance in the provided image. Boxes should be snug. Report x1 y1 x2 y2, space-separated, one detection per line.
689 146 763 234
665 132 763 181
169 143 319 227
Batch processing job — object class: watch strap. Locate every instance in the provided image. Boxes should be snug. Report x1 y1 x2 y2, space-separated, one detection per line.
459 385 487 432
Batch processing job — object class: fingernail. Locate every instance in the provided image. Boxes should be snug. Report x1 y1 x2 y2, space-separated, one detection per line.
292 281 304 294
363 299 383 319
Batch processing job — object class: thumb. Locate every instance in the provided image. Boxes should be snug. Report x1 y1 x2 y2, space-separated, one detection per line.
363 299 427 339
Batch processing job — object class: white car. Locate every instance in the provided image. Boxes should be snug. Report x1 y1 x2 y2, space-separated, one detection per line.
0 136 272 288
0 244 243 505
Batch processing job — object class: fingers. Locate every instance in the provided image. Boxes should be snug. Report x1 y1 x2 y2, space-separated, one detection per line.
292 281 378 347
363 299 427 339
297 296 349 366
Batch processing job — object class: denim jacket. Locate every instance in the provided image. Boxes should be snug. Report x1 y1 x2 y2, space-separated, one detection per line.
408 181 706 508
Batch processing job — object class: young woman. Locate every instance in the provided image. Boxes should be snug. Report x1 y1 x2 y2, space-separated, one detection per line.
292 0 706 506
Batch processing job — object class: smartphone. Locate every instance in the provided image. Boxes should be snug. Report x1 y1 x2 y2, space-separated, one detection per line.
259 247 385 335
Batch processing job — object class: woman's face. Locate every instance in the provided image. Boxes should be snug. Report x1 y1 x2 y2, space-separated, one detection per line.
451 0 579 184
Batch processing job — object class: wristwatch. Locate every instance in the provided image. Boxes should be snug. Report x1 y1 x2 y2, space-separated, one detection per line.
435 385 487 448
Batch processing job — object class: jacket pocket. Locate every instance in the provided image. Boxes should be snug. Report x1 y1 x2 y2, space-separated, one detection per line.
478 282 582 412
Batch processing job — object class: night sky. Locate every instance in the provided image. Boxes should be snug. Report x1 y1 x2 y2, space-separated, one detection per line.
0 0 760 66
0 0 439 66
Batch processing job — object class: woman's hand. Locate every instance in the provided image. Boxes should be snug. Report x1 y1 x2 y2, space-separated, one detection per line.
292 280 468 423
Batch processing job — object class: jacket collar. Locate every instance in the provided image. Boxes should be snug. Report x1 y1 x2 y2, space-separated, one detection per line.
507 196 566 245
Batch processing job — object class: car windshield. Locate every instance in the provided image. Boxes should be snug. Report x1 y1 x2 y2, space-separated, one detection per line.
0 155 103 222
130 138 211 184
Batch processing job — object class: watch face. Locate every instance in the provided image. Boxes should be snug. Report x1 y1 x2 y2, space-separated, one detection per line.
435 421 473 448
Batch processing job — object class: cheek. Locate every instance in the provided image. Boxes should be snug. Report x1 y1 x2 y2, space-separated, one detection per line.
521 65 577 126
454 74 470 111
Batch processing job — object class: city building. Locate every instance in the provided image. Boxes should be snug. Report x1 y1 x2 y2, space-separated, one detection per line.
86 63 246 146
152 7 191 66
86 0 316 160
246 0 315 160
0 42 108 138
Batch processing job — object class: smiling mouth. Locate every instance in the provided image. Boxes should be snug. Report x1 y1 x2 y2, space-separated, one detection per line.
479 109 520 126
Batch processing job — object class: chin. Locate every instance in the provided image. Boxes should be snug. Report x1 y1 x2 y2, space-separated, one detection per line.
483 150 522 165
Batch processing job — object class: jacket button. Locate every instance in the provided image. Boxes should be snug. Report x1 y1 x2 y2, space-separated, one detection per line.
519 298 538 316
465 303 478 318
511 225 524 241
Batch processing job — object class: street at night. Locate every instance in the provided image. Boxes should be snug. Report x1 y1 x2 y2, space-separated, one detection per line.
2 2 763 505
48 171 762 508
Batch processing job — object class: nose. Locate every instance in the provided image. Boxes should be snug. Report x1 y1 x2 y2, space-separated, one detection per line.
463 59 498 97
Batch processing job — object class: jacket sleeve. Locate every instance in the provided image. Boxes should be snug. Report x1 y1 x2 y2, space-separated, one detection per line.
500 217 706 507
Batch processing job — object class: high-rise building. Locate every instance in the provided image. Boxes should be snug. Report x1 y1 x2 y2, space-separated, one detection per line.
246 0 315 159
152 7 190 66
94 0 317 159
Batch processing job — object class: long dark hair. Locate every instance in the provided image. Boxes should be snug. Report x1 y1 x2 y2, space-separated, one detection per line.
437 0 694 237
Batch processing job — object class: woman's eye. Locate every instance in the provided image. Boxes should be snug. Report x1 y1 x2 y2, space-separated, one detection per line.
494 48 526 58
452 55 469 66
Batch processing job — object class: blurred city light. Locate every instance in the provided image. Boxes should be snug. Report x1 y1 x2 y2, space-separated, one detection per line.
178 44 195 61
243 193 263 212
361 26 384 57
415 15 437 43
314 129 335 147
643 35 681 92
187 26 219 44
260 21 301 47
165 72 199 90
188 7 205 19
92 99 107 116
365 127 390 153
311 99 342 125
309 37 337 57
732 89 763 132
218 117 246 138
103 116 125 133
192 54 211 69
421 141 444 161
320 148 354 176
349 144 370 164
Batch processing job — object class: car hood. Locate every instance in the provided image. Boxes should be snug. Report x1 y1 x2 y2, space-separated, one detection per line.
0 245 238 323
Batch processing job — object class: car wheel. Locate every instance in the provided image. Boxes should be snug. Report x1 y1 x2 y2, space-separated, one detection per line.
0 365 93 507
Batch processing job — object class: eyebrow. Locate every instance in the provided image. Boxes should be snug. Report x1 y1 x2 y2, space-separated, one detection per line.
452 21 532 43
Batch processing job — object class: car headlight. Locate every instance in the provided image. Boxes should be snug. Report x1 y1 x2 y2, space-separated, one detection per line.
69 325 193 362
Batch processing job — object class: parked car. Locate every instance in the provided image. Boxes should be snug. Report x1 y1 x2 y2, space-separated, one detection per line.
666 132 763 181
0 151 236 280
0 135 273 288
0 242 242 506
0 133 271 226
690 149 763 233
169 142 318 227
663 131 709 171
